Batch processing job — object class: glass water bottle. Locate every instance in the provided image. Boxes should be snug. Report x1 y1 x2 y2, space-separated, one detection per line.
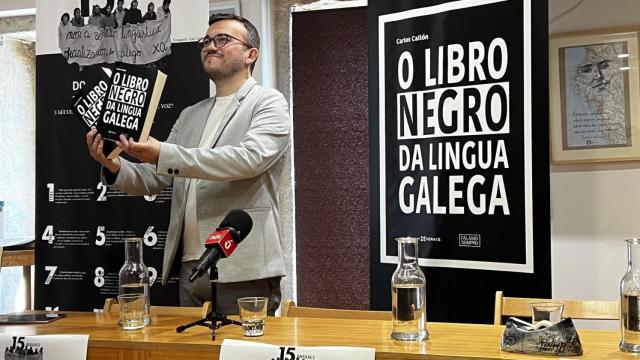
391 237 428 341
621 238 640 352
119 237 151 324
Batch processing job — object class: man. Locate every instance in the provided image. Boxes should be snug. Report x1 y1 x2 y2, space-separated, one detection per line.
71 8 84 27
100 0 114 16
86 14 289 315
156 0 170 21
59 13 70 49
113 0 126 28
88 5 103 27
142 2 156 22
100 4 116 28
571 44 627 147
123 0 142 25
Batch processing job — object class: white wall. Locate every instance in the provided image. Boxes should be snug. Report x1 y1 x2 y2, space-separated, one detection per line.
549 0 640 329
0 0 35 12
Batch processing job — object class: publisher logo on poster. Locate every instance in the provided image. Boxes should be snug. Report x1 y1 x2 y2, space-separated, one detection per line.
459 234 481 248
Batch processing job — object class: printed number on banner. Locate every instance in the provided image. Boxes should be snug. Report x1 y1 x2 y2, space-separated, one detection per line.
96 182 107 201
11 336 26 351
275 347 297 360
44 266 57 285
149 267 158 286
94 267 105 287
41 225 55 244
47 183 54 202
144 226 158 246
96 226 106 246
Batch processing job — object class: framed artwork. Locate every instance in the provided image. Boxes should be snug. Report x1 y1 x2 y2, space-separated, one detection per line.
209 0 241 16
550 29 640 163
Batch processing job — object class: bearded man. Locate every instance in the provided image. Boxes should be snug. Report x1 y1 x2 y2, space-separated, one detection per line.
86 14 289 315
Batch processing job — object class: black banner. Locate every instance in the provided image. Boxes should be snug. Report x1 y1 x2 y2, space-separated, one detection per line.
35 43 209 311
369 0 551 323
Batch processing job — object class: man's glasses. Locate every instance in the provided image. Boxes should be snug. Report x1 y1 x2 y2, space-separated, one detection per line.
197 33 251 50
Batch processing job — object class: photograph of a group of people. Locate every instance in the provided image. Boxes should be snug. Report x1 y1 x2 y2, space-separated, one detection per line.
59 0 171 30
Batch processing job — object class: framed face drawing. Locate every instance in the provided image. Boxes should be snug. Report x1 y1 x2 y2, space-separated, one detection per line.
550 29 640 163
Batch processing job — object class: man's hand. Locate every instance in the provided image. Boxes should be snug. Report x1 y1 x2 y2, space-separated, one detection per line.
86 128 121 174
117 135 161 164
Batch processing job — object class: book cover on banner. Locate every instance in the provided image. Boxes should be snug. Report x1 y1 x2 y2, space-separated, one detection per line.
97 63 167 158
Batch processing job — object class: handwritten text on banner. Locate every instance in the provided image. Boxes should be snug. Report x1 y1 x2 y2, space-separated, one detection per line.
58 15 171 66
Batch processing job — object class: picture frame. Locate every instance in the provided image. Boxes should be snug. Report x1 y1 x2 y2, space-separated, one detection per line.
209 0 241 17
549 28 640 163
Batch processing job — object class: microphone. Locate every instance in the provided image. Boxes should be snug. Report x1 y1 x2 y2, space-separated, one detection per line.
188 209 253 282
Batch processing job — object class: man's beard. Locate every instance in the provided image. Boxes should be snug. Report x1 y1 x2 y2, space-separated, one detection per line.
204 55 244 81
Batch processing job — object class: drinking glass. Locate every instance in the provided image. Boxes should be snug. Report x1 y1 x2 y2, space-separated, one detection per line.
118 293 147 330
529 302 563 329
237 297 268 337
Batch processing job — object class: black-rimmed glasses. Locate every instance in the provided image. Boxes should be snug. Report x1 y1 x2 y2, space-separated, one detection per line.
197 33 251 49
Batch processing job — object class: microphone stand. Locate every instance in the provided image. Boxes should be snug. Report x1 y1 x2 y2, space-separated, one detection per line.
175 264 241 340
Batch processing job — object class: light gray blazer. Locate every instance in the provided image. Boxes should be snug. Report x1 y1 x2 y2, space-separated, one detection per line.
102 77 290 285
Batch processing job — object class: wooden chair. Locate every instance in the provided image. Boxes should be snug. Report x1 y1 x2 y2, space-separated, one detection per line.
494 291 619 325
281 300 391 320
103 298 212 318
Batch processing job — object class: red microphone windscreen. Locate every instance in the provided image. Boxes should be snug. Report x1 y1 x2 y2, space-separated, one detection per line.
204 229 238 257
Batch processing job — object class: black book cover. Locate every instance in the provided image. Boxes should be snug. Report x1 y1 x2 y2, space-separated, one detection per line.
71 66 112 130
97 63 167 149
70 66 119 157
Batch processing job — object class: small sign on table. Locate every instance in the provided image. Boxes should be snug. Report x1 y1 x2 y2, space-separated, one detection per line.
0 334 88 360
220 339 375 360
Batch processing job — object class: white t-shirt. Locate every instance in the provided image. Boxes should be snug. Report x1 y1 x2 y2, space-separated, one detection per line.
182 94 235 262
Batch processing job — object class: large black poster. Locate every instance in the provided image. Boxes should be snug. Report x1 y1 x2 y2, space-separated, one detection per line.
35 1 210 311
369 0 551 323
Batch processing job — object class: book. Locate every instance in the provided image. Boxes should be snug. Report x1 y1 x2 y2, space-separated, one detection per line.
0 313 66 324
97 63 167 159
71 66 112 130
70 66 121 159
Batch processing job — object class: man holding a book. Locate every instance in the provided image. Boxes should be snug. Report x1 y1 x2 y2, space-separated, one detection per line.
86 14 290 315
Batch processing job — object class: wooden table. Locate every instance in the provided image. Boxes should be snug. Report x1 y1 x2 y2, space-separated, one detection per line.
0 247 34 309
0 312 635 359
0 248 34 267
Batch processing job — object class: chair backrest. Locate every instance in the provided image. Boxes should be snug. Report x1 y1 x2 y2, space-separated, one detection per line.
494 291 619 325
103 298 211 318
281 300 391 321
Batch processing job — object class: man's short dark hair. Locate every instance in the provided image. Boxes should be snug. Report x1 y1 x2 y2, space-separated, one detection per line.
209 13 260 72
74 7 81 15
